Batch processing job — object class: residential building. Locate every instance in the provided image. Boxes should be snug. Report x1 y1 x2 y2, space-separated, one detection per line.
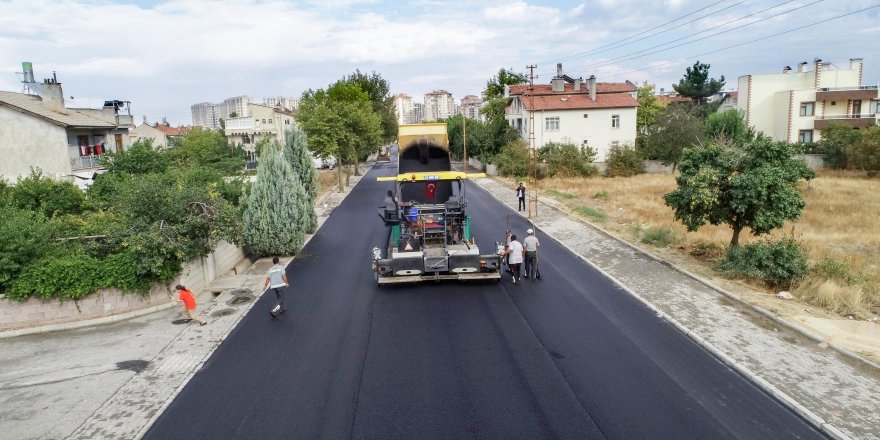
130 121 191 149
505 65 639 161
393 93 414 125
411 102 425 124
0 62 133 181
224 103 296 161
738 58 879 143
191 102 219 129
264 96 299 112
460 95 482 120
191 95 253 130
424 90 455 121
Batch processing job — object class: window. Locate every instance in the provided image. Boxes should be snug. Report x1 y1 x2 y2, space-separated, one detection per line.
545 117 560 131
611 114 620 128
583 114 589 118
262 119 267 123
268 119 273 124
798 130 813 143
871 100 880 114
800 102 814 116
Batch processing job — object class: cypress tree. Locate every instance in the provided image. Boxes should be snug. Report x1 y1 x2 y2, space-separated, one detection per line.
243 141 307 255
284 127 319 233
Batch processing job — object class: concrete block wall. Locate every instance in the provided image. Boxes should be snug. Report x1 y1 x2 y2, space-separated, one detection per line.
0 240 247 331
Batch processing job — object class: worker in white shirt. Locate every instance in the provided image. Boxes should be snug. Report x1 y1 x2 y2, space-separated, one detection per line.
523 228 541 280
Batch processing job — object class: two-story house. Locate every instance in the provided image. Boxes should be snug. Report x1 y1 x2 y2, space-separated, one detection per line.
505 66 639 160
130 122 191 149
737 58 879 143
224 103 296 162
0 63 133 181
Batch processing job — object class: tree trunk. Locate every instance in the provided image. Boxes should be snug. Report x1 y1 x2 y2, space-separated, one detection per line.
730 226 743 247
336 155 344 193
354 158 361 176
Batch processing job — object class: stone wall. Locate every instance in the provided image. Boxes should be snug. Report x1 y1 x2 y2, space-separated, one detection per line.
0 240 248 332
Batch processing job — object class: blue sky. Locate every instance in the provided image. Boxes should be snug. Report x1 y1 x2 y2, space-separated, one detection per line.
1 0 878 125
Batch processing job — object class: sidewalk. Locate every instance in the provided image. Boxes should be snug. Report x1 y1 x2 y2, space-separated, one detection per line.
471 175 880 440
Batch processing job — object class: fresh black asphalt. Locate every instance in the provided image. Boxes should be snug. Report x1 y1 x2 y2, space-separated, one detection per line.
143 161 827 440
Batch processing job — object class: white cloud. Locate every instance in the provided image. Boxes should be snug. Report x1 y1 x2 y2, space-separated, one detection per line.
483 1 560 24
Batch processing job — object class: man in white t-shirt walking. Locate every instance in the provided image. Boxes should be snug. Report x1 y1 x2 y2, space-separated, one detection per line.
523 228 541 280
503 234 525 284
263 257 289 318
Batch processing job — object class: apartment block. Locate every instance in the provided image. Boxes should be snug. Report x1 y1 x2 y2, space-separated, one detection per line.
393 93 414 125
738 58 879 143
424 90 455 122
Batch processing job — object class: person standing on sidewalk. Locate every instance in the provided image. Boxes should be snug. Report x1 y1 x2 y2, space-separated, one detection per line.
264 257 289 318
504 234 525 284
523 228 541 280
175 285 207 326
516 183 526 212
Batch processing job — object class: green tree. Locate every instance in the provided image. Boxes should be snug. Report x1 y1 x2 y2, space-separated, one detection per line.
100 138 170 174
664 137 814 246
0 206 57 292
170 128 245 175
672 61 725 104
9 170 86 217
343 69 398 143
283 127 319 233
639 104 704 171
636 82 666 133
704 109 755 147
849 125 880 175
604 143 645 177
817 122 860 169
242 142 308 256
485 68 527 100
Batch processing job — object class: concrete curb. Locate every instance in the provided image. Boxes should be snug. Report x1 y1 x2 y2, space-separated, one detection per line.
470 177 854 440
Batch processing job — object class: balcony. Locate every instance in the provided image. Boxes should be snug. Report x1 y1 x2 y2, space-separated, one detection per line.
71 155 103 171
816 85 878 102
814 113 878 130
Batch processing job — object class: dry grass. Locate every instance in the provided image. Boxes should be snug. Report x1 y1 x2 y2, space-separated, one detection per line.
529 171 880 317
318 169 339 195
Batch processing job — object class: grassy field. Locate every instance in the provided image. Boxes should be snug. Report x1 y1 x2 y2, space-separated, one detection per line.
533 172 880 318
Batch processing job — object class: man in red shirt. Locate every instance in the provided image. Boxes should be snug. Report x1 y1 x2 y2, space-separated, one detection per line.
176 284 207 326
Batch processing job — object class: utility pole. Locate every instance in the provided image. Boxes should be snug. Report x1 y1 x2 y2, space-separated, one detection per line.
526 65 538 219
463 114 468 173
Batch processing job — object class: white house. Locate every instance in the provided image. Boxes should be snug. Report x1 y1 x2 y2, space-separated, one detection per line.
0 63 133 181
737 58 879 143
129 122 191 149
505 69 639 160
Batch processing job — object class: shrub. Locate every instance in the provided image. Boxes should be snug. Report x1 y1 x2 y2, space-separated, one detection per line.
6 254 102 300
9 170 86 217
0 206 57 292
100 138 170 175
604 144 645 177
717 238 808 288
640 227 679 247
495 139 529 178
847 125 880 175
538 141 598 177
811 257 859 286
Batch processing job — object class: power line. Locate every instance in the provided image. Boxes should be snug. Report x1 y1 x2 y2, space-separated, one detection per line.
560 0 821 76
597 3 880 82
551 0 749 65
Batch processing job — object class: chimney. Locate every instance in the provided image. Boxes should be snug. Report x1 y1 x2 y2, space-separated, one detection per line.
574 77 582 91
551 77 565 92
556 63 563 77
588 75 597 102
782 66 792 73
797 62 808 73
21 63 65 111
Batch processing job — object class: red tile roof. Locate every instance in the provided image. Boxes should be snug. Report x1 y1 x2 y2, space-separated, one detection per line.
656 94 691 105
507 82 638 111
152 123 191 136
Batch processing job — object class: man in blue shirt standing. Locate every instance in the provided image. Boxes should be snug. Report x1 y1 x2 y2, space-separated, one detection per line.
264 257 289 318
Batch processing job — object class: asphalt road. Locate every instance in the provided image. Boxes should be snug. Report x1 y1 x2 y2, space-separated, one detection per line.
143 160 827 440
